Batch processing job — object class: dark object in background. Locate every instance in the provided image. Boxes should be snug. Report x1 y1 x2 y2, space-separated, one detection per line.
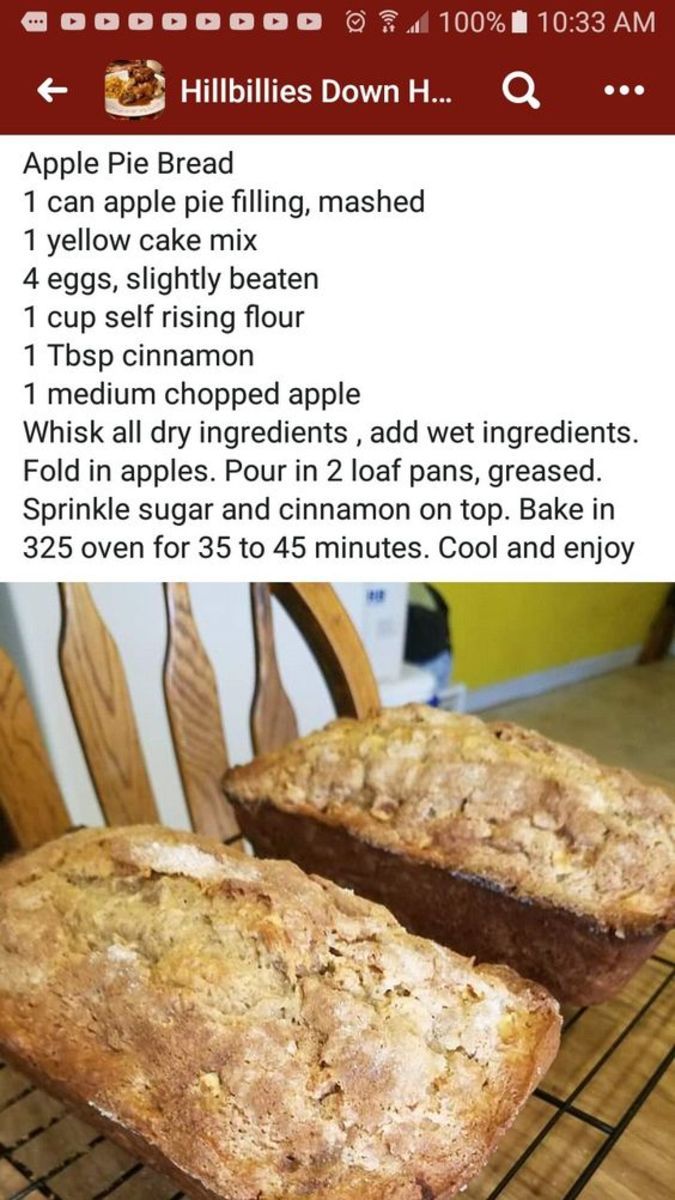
638 585 675 664
405 584 453 700
405 584 452 663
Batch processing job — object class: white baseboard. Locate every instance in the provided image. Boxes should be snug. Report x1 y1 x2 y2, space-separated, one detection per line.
437 683 468 713
465 645 640 713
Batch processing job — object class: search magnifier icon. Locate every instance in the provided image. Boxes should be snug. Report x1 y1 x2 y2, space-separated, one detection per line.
503 70 541 109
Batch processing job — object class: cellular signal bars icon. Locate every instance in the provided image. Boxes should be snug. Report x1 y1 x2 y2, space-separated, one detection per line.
407 10 429 33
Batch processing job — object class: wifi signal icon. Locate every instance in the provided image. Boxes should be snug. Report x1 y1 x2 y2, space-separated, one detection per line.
379 9 399 33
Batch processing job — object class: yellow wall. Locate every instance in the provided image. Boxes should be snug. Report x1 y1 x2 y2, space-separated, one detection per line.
433 583 667 690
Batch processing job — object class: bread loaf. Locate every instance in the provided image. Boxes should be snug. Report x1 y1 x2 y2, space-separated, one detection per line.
0 825 560 1200
225 705 675 1003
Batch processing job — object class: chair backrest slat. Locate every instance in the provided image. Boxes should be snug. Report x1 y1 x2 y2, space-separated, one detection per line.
59 583 159 826
250 583 300 755
163 583 238 839
273 583 381 717
1 581 383 854
251 583 380 755
0 647 71 851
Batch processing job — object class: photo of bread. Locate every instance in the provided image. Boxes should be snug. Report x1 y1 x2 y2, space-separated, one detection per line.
0 825 561 1200
0 581 672 1200
225 704 675 1004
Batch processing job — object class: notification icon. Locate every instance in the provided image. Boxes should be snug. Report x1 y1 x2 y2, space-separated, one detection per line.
346 10 366 33
162 13 188 30
61 13 86 30
230 13 255 30
128 13 153 29
196 13 221 29
263 13 289 30
94 13 120 30
298 13 322 30
21 11 48 32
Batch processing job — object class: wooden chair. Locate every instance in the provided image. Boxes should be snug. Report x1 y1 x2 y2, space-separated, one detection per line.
0 583 380 854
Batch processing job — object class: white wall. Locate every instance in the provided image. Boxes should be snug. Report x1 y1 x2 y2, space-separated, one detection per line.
0 582 408 828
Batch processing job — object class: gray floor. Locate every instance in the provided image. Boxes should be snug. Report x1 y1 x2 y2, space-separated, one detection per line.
481 658 675 785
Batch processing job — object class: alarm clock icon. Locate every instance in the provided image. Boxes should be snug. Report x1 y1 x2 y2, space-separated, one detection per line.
346 10 367 32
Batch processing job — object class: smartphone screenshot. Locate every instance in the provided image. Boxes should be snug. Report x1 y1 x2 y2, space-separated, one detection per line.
0 6 672 1200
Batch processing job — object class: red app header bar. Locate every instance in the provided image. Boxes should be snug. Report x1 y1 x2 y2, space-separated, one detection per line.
4 3 674 133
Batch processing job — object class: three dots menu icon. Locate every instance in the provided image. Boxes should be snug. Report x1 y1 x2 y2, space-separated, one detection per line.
21 11 48 32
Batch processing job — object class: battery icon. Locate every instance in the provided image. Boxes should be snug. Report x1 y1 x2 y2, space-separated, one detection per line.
511 10 528 33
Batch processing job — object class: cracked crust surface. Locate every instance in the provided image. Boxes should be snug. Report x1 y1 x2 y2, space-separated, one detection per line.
0 825 560 1200
225 705 675 935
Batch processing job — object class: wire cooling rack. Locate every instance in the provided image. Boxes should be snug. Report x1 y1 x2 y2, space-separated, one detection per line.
1 925 673 1200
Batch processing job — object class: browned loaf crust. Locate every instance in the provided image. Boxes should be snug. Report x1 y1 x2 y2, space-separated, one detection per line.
224 705 675 1004
0 826 560 1200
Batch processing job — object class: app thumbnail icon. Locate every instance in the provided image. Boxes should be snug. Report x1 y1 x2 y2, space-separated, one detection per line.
105 58 165 119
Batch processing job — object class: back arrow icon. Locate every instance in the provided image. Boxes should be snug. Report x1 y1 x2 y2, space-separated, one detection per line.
38 77 69 102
